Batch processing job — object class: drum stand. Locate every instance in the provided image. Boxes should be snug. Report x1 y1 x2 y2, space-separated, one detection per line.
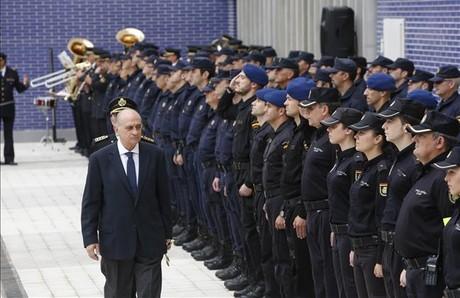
39 106 54 145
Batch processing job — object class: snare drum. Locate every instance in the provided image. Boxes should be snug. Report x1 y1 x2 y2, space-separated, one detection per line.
34 97 56 108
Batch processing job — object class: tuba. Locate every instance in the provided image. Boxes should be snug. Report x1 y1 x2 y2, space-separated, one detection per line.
116 28 145 51
66 38 94 101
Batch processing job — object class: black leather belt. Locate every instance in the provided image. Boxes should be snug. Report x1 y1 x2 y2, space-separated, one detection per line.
233 161 249 171
201 160 216 169
217 163 232 173
350 235 380 249
403 256 429 270
381 230 396 245
330 223 348 235
253 184 263 192
304 199 329 212
284 198 300 209
264 188 281 199
444 288 460 298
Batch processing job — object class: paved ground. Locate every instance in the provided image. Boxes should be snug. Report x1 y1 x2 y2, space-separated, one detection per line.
0 142 233 297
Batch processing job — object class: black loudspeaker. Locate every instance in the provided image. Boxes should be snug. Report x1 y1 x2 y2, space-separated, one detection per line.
320 6 356 57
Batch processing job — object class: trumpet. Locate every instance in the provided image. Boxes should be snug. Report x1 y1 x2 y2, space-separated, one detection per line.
30 61 91 88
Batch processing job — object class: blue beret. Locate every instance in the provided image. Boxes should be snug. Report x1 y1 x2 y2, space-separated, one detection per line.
242 64 268 86
255 88 278 101
407 89 438 110
366 73 396 91
262 90 287 107
286 77 315 101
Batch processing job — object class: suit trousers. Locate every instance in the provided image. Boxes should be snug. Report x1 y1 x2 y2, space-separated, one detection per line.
1 114 15 162
101 255 162 298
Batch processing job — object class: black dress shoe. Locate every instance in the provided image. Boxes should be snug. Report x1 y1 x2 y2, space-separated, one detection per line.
233 284 253 297
240 283 265 298
1 161 18 165
69 145 79 150
224 273 249 291
172 224 186 237
174 231 197 246
191 245 217 261
216 260 241 280
183 238 207 252
203 255 223 267
205 256 232 270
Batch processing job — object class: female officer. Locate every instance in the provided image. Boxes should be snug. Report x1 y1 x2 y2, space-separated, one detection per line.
348 112 392 298
433 147 460 298
321 107 363 298
378 98 426 298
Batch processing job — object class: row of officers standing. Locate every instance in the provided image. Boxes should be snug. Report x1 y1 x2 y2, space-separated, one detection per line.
73 40 460 298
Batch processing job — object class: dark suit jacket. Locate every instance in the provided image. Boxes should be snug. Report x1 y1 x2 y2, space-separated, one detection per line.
0 66 28 117
81 141 172 260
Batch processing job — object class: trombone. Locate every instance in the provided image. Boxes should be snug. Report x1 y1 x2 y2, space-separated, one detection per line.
30 61 91 88
30 37 94 89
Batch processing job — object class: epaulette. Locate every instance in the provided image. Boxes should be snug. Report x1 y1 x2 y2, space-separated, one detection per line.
94 135 109 143
354 152 365 162
377 160 389 172
456 115 460 123
251 119 260 129
141 135 155 144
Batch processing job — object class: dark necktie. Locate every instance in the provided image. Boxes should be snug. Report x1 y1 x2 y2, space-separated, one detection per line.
125 152 137 193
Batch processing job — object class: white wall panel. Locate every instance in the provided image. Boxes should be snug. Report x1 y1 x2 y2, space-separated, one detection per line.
237 0 377 59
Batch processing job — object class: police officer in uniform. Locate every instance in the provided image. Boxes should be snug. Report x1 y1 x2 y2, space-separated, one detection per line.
273 58 299 89
433 147 460 298
387 58 415 100
216 64 268 291
395 111 458 298
328 58 367 111
431 65 460 118
364 73 396 113
407 70 434 93
0 52 29 165
297 51 314 79
348 112 391 298
173 59 212 243
197 80 233 271
282 77 316 298
260 89 296 298
378 99 427 298
243 87 276 298
321 107 363 298
367 56 393 75
300 87 341 298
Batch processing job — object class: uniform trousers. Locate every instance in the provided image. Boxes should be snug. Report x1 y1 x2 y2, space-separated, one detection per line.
306 209 339 298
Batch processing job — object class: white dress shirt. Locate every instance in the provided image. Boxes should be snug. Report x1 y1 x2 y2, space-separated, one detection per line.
117 140 139 184
0 67 6 77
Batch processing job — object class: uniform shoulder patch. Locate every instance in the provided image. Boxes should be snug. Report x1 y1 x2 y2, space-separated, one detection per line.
94 135 109 143
141 136 155 144
251 119 260 129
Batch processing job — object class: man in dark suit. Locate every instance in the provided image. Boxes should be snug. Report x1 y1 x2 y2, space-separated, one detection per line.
0 52 29 165
81 108 172 298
